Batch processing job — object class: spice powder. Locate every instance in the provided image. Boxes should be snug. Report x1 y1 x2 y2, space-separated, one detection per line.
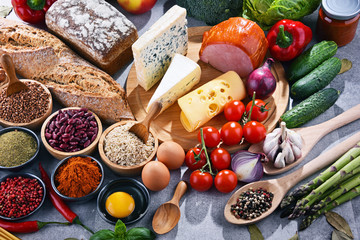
0 130 37 167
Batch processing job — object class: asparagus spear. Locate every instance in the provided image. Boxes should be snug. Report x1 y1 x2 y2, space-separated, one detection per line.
309 172 360 213
280 142 360 209
299 185 360 231
289 155 360 219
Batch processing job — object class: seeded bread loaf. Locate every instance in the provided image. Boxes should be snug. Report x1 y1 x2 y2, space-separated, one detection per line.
0 18 134 123
45 0 138 75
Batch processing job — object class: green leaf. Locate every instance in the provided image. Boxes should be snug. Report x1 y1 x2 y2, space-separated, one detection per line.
332 230 353 240
126 228 156 240
325 212 354 239
114 220 127 237
288 232 299 240
0 6 12 18
339 59 352 74
248 225 264 240
89 230 117 240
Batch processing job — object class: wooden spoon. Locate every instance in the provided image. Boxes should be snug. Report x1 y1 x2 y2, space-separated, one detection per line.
0 54 28 96
152 181 187 234
225 130 360 225
249 104 360 175
129 101 162 143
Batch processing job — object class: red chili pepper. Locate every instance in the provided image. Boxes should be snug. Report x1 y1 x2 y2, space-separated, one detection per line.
11 0 57 24
39 163 94 234
0 219 69 233
266 19 312 61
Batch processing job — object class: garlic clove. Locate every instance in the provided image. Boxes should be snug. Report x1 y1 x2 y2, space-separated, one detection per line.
290 141 302 159
288 130 303 149
263 134 280 155
267 145 279 162
284 142 295 164
274 152 286 168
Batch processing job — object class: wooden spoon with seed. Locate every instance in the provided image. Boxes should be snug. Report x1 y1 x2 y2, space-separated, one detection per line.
0 54 28 96
224 130 360 225
152 181 187 234
129 101 162 143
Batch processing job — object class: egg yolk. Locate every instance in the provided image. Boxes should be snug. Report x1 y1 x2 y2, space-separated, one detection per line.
105 192 135 218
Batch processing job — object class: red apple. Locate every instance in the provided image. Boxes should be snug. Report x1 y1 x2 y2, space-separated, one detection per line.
117 0 157 14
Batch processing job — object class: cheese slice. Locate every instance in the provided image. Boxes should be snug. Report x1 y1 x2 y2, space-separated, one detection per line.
178 71 246 132
147 54 201 113
132 5 188 91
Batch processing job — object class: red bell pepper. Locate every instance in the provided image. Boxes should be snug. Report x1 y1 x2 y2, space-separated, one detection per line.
11 0 57 24
267 19 312 62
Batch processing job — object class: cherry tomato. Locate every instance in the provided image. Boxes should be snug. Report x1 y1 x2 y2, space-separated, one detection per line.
197 126 221 148
224 100 245 121
214 170 238 193
189 170 213 192
185 148 207 171
220 121 243 146
210 148 231 171
246 99 269 122
243 121 267 144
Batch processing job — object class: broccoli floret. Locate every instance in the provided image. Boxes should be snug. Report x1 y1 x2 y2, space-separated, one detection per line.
177 0 243 25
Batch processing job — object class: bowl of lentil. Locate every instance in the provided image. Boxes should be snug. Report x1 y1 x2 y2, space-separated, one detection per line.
41 107 102 160
51 155 104 202
0 80 53 130
0 173 46 221
0 127 40 171
98 120 159 176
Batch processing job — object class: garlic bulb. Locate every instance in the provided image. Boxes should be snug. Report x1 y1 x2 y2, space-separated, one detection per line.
263 122 303 168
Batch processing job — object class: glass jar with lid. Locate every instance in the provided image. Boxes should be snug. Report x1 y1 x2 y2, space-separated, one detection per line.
316 0 360 46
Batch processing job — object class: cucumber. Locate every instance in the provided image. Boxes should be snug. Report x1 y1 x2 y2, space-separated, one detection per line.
287 41 338 83
290 57 342 100
280 88 340 128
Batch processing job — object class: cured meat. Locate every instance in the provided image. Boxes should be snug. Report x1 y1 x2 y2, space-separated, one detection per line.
200 17 268 78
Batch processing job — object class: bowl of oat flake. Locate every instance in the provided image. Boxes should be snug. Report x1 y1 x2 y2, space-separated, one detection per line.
98 120 158 176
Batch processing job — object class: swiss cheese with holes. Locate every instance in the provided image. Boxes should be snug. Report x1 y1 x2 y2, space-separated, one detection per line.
178 71 246 132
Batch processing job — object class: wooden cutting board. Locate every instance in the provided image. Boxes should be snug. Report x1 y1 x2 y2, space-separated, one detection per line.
126 26 289 152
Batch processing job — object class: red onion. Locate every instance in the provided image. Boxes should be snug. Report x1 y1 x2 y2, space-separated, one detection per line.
246 58 276 99
231 150 265 183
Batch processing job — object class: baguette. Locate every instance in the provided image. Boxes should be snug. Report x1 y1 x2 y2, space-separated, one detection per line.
0 18 134 123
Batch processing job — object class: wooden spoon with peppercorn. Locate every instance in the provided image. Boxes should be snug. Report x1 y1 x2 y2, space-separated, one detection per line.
0 54 28 96
224 131 360 225
0 54 53 130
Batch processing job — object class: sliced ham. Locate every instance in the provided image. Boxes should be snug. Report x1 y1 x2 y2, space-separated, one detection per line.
200 17 268 78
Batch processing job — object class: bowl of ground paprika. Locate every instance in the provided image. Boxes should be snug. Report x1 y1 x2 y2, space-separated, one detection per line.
51 155 104 202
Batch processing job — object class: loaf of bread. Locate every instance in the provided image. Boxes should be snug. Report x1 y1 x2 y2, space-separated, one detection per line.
45 0 138 75
0 18 134 123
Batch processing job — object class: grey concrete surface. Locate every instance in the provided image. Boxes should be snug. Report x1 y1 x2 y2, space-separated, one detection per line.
1 0 360 239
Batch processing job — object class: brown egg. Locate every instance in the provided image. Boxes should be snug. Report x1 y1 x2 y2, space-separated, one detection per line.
156 141 185 170
141 161 170 191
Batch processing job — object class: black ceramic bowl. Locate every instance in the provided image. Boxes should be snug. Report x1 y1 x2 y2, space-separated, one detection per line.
51 154 104 202
0 127 40 171
97 178 150 225
0 173 46 221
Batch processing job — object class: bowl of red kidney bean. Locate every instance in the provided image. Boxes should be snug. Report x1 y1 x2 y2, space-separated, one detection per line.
0 173 46 221
41 107 103 160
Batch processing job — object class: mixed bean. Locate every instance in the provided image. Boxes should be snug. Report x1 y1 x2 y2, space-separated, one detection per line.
45 108 98 152
0 176 44 218
230 188 273 220
0 81 50 123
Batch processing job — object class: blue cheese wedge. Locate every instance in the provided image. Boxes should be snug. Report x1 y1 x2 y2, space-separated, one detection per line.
132 5 188 91
147 54 201 113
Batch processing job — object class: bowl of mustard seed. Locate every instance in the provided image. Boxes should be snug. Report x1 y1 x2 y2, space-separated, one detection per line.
0 127 40 171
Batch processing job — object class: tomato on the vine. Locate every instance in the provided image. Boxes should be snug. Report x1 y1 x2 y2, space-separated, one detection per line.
243 121 267 144
197 126 221 148
210 148 231 171
214 170 237 193
185 147 207 171
220 121 243 146
189 170 213 192
246 99 269 122
224 100 245 121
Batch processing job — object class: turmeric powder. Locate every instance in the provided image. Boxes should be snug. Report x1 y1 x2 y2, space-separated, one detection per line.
55 156 102 198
